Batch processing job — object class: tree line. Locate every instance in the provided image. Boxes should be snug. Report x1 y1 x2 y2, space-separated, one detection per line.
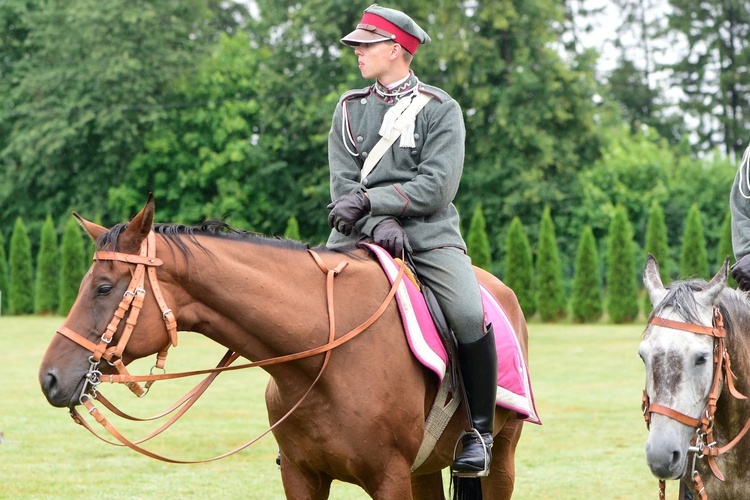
0 200 733 322
0 0 747 301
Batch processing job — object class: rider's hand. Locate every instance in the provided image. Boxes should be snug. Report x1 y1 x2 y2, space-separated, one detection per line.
372 218 412 258
327 191 370 236
731 254 750 291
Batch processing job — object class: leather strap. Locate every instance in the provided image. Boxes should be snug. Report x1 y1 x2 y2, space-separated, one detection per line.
360 92 431 181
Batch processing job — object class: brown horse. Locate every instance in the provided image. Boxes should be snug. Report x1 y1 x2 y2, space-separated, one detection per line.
39 196 528 499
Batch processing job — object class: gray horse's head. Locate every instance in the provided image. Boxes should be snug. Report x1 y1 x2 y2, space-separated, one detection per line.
639 255 728 480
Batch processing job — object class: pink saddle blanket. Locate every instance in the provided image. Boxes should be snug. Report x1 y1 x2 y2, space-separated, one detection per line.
364 243 541 425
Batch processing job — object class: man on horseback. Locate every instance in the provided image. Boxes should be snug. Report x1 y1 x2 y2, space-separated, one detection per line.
326 4 497 477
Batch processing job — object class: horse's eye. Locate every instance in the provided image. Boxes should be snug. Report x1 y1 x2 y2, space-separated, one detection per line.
96 285 113 297
696 355 708 366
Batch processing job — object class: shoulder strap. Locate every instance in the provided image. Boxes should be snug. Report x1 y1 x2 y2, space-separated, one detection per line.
360 93 432 182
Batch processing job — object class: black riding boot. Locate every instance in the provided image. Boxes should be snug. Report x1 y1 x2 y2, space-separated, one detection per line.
452 325 498 476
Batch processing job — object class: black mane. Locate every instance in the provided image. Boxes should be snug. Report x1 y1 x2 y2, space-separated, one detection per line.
97 220 312 258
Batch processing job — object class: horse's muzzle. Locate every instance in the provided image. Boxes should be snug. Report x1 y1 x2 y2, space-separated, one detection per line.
39 368 84 408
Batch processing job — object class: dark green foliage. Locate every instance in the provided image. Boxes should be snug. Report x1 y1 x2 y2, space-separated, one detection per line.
572 226 603 323
606 206 639 323
0 231 8 313
34 215 59 314
9 217 33 315
680 204 709 279
536 207 567 321
643 200 669 314
467 204 492 272
59 217 87 315
504 217 536 318
284 215 301 241
717 210 737 288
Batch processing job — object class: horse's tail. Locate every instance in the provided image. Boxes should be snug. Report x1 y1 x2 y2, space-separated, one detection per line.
451 477 483 500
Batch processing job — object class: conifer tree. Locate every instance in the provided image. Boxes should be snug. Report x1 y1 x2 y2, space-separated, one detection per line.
536 206 566 321
0 231 8 314
35 215 60 314
9 217 34 315
59 217 87 315
607 206 639 323
680 204 709 279
284 215 301 241
572 226 603 323
643 200 670 314
717 210 737 287
467 204 492 272
504 217 536 318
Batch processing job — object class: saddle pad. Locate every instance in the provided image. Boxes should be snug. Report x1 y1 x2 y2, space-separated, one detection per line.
364 243 541 425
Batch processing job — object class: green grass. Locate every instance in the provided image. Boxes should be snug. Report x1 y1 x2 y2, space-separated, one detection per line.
0 316 675 499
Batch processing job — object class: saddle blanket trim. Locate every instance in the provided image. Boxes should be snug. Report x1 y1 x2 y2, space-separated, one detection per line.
363 243 541 425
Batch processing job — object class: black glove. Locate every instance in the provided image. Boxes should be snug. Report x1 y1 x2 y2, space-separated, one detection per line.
372 218 412 258
732 254 750 291
327 191 371 236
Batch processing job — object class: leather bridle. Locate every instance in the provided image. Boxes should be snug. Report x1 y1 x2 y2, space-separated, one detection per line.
56 230 405 463
642 307 750 500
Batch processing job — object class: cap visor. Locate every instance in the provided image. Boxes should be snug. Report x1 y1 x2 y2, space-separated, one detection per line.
340 28 392 46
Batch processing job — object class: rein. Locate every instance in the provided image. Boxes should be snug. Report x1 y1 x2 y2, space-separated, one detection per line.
59 231 405 463
642 307 750 499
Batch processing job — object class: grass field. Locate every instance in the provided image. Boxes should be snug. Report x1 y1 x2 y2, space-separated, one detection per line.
0 316 676 499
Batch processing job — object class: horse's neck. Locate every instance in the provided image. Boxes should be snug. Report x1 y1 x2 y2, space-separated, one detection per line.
167 238 337 365
717 300 750 433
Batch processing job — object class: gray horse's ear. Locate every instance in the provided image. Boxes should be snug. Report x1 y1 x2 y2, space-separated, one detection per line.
643 254 668 307
696 258 729 308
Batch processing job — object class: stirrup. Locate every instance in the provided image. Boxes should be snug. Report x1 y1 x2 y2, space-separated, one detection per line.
451 428 491 478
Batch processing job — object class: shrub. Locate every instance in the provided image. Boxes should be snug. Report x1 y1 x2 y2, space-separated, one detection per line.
504 217 536 318
536 206 566 321
467 204 492 272
606 206 639 323
59 217 88 315
35 215 60 314
9 217 34 315
680 203 709 279
572 226 603 323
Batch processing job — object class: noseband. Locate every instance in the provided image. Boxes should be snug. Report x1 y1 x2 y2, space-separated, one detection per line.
642 307 750 499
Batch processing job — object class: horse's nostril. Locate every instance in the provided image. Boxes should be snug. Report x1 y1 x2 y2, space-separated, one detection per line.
670 450 682 469
42 372 58 397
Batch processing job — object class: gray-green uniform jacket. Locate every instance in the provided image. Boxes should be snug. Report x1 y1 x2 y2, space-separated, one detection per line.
731 153 750 260
326 73 467 251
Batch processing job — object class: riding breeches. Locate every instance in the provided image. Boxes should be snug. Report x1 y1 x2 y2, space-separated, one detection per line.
410 247 485 343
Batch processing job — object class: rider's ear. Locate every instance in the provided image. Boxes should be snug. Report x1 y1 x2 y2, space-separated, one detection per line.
73 213 107 241
121 193 155 251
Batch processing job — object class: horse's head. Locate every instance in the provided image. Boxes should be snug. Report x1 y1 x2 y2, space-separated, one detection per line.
639 254 728 480
39 195 176 408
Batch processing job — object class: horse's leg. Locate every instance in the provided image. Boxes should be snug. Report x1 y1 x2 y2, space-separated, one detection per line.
279 457 333 500
411 471 445 500
482 414 524 500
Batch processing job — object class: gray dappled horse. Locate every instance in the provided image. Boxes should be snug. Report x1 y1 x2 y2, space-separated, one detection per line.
641 255 750 499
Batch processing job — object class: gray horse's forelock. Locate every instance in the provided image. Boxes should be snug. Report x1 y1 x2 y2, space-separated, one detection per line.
649 280 708 325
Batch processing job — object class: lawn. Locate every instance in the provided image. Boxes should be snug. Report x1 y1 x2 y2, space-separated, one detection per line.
0 316 672 499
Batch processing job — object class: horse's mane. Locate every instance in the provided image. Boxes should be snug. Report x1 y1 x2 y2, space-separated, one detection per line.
96 220 363 261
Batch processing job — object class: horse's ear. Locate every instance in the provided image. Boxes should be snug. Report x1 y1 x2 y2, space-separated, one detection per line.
643 254 668 306
121 194 155 250
73 213 108 241
696 257 729 308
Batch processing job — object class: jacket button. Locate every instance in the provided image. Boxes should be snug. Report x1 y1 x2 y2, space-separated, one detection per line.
360 98 367 104
361 151 369 158
363 178 369 186
414 133 420 140
357 136 364 143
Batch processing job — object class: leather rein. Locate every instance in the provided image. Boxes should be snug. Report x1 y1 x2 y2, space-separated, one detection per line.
57 230 405 463
642 307 750 499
